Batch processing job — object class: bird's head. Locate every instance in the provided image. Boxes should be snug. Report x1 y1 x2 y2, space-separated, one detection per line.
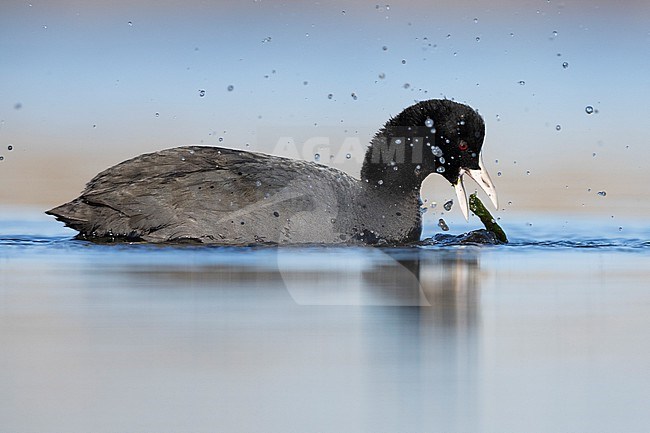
362 99 498 219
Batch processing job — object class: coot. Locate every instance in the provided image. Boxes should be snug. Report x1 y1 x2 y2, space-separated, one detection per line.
47 99 497 245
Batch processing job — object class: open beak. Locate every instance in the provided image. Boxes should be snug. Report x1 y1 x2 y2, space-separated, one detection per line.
453 155 498 221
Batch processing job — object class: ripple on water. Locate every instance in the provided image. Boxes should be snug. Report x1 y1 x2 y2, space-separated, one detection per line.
509 238 650 252
2 216 650 255
0 236 66 247
1 234 649 252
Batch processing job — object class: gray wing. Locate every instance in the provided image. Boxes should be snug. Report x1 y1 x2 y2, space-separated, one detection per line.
47 146 358 243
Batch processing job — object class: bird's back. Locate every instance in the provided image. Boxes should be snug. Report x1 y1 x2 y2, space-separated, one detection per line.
47 146 363 244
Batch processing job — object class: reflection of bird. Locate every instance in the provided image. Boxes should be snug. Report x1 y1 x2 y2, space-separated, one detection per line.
47 99 497 245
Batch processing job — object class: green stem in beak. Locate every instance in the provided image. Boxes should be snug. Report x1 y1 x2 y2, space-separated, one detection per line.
469 193 508 243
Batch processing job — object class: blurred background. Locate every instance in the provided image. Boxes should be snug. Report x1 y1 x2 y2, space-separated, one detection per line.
2 0 649 228
3 4 650 432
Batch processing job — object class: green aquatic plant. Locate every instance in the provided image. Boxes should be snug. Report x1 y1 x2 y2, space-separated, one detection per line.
469 193 508 243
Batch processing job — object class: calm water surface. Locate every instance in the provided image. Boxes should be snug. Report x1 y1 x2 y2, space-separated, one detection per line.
1 211 649 433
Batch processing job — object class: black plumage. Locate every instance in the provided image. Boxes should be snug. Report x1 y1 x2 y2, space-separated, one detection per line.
47 99 497 245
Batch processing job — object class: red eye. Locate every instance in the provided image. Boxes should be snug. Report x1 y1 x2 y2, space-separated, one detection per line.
458 141 468 151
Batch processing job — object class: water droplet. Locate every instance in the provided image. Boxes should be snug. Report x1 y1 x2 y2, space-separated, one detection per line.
345 153 351 159
392 166 398 171
255 180 262 187
555 124 561 131
7 145 13 151
403 83 410 89
378 72 386 79
431 146 443 157
382 45 388 51
155 112 160 117
377 180 384 185
218 137 224 142
198 89 206 97
395 139 402 144
518 80 526 86
351 92 358 100
401 59 406 64
496 114 501 121
562 61 569 69
592 152 596 157
473 17 478 23
585 105 594 114
327 93 333 99
303 81 308 86
438 156 445 164
552 30 558 37
273 211 280 217
436 166 446 174
438 218 449 231
497 171 502 176
597 191 607 196
314 153 320 161
424 118 434 128
475 36 481 42
227 85 234 91
526 170 530 175
261 36 272 43
0 156 4 161
127 21 133 26
446 34 451 39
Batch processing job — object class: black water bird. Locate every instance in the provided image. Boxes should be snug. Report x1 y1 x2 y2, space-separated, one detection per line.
47 99 497 244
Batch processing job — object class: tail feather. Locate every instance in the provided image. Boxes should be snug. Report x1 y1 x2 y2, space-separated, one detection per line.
46 199 111 237
46 199 89 227
46 199 146 240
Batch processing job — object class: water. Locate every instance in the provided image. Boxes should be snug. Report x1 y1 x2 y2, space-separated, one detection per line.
2 210 650 433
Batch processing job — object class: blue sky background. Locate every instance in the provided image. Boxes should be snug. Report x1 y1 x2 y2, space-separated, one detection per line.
2 0 650 225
